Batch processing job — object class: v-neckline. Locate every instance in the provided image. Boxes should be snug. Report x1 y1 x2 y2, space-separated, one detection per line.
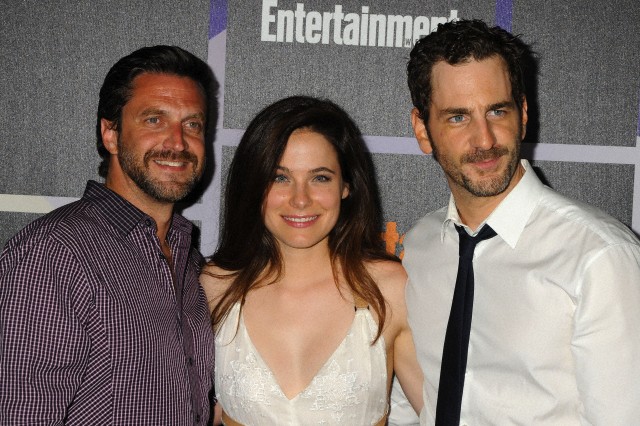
239 308 362 401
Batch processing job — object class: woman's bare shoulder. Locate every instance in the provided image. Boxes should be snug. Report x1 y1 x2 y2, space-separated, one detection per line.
365 259 408 322
200 263 236 310
366 259 407 291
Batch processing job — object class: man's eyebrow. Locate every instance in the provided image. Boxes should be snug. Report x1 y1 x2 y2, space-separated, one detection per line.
437 101 516 117
437 107 470 117
137 108 206 124
182 112 206 121
488 100 516 110
139 107 167 116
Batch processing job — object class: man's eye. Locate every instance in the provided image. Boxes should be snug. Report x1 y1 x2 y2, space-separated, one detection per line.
146 117 160 124
489 109 506 117
449 115 464 123
186 121 203 131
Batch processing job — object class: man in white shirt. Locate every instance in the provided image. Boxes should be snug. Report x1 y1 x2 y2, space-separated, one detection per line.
404 19 640 425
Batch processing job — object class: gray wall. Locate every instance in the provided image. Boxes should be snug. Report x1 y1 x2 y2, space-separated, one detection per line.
0 0 210 246
208 0 639 256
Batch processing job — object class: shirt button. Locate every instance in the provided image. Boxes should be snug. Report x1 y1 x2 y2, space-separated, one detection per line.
195 414 201 423
144 219 152 227
188 357 194 366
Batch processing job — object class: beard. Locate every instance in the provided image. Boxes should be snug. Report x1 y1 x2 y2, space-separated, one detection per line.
430 130 521 198
117 136 203 203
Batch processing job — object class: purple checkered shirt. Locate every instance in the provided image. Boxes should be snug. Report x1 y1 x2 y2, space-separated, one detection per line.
0 181 215 424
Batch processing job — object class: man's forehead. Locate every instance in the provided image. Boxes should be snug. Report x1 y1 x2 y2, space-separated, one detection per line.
126 72 206 109
130 72 200 93
430 57 512 105
431 56 508 81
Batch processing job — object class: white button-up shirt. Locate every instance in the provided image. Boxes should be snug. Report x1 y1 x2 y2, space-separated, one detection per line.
404 160 640 425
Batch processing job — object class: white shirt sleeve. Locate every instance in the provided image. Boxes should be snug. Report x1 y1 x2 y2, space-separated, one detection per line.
572 242 640 424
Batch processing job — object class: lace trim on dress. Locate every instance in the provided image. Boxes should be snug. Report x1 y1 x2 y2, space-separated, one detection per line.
215 302 388 425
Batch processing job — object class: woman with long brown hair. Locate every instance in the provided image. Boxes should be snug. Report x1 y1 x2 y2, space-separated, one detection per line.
201 96 423 425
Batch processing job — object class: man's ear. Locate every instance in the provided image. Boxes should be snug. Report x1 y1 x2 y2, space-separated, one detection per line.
411 108 433 155
100 119 118 155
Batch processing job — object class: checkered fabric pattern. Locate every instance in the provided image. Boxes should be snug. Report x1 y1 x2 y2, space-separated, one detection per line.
0 181 214 424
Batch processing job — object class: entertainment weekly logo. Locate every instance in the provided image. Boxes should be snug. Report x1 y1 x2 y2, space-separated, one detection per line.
261 0 459 47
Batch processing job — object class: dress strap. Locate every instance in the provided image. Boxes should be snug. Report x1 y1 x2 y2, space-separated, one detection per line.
353 292 369 310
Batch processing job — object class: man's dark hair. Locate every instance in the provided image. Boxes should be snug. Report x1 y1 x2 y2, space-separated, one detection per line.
407 19 532 123
96 45 218 177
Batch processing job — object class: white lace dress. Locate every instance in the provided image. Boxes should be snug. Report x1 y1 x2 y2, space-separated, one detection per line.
215 302 388 425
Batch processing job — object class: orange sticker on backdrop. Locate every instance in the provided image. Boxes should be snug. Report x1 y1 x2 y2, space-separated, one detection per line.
381 222 405 259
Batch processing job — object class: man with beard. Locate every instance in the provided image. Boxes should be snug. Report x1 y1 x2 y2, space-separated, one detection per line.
0 46 217 424
404 20 640 425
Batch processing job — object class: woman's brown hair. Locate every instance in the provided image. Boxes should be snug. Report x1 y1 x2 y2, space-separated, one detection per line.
206 96 396 342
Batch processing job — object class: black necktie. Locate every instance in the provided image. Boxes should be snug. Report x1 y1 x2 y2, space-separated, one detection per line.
435 224 497 426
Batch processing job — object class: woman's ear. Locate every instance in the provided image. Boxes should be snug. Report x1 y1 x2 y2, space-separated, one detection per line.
341 183 350 199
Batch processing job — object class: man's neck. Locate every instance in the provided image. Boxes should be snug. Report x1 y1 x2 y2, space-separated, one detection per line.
104 175 175 243
452 163 525 232
147 207 174 244
454 194 502 232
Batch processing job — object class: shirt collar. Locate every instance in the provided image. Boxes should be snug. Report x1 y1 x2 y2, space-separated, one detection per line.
82 180 192 238
440 159 544 248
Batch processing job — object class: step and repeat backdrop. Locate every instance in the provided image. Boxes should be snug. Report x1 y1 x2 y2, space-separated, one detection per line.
1 0 639 257
202 0 640 257
0 0 210 248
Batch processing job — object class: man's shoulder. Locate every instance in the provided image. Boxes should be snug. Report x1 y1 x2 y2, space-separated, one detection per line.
0 199 97 282
7 199 88 241
405 206 448 242
537 187 639 247
1 196 106 261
